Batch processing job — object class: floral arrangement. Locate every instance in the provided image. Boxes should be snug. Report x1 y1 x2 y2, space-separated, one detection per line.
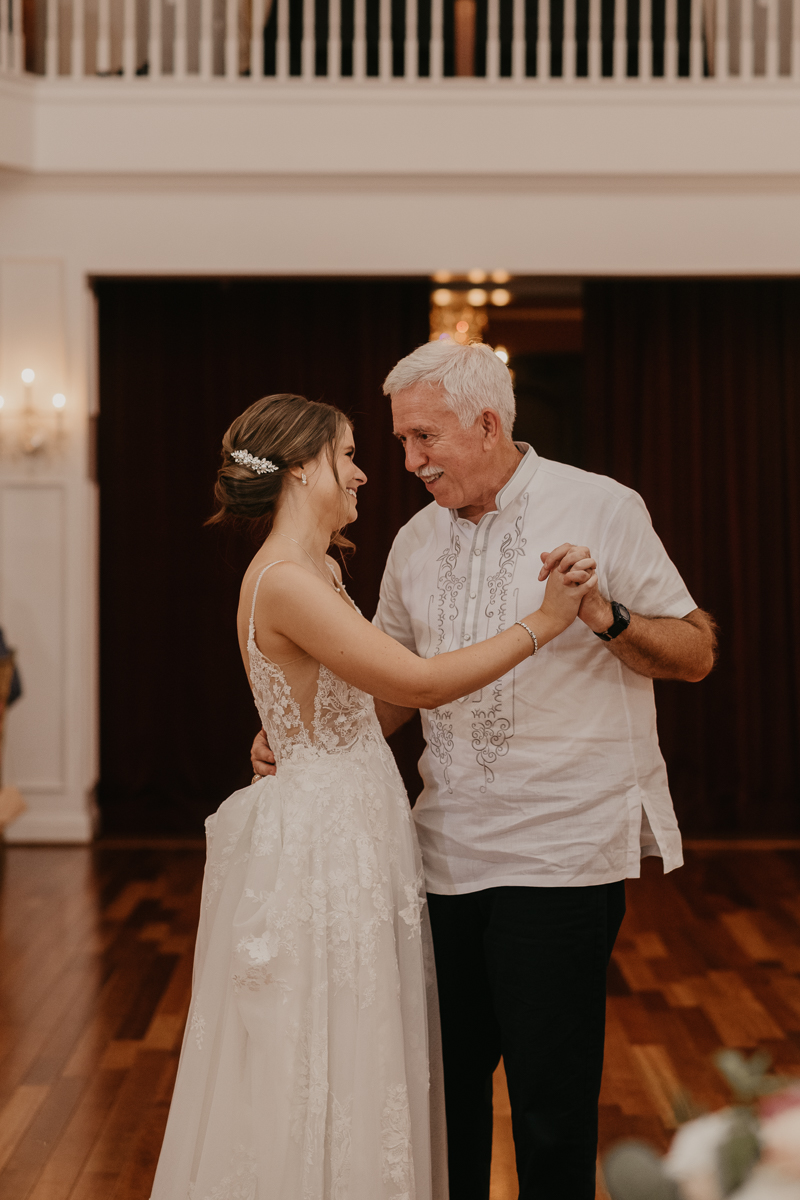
603 1051 800 1200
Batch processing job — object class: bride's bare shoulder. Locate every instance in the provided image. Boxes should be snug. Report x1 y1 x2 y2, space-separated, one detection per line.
242 557 305 591
239 558 309 615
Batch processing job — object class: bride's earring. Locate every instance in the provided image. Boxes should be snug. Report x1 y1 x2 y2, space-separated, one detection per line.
301 472 307 485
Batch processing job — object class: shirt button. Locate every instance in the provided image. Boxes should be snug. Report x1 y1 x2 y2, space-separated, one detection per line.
470 593 476 599
474 548 481 557
464 634 471 642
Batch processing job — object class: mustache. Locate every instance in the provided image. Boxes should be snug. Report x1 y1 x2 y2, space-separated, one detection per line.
416 468 443 480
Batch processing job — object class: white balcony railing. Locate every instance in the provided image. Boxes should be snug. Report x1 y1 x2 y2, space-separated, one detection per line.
3 0 800 83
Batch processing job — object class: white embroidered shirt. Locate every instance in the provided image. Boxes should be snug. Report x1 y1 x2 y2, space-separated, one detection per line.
373 445 696 893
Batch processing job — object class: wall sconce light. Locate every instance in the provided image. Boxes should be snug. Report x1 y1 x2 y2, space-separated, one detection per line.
0 369 68 458
21 368 46 455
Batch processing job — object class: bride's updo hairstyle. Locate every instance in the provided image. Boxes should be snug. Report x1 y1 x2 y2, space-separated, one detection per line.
208 393 354 550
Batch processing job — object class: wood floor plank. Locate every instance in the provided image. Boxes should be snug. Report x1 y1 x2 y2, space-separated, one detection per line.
696 969 785 1046
0 1085 51 1174
26 1072 126 1200
0 1077 85 1198
629 1045 681 1129
79 1050 172 1181
110 1099 171 1200
634 932 669 960
0 965 99 1108
600 1007 659 1118
612 950 661 992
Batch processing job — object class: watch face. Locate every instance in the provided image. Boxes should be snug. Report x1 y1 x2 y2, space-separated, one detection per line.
617 604 631 623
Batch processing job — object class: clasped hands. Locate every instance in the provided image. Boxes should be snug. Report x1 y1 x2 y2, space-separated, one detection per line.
251 542 605 779
539 542 613 635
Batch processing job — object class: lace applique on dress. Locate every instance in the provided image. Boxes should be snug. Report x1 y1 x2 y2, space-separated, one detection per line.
198 1147 257 1200
190 1005 206 1050
246 562 383 768
382 1084 414 1200
328 1096 353 1200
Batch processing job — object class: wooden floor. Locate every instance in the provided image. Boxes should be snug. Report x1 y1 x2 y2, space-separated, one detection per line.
2 845 800 1200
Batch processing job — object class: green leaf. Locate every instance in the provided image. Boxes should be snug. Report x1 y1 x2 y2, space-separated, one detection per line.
714 1049 792 1102
716 1108 760 1196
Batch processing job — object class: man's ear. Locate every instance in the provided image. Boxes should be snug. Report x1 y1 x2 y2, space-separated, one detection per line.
480 409 503 447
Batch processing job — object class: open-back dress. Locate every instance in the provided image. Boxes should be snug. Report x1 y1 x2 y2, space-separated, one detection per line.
149 561 447 1200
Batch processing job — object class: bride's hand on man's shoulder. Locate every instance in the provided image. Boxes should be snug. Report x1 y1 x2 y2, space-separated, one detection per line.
251 729 277 777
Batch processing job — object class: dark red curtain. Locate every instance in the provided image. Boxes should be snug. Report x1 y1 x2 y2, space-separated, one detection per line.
584 279 800 835
96 278 430 836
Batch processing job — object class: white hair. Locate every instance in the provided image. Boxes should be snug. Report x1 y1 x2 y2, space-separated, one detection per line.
382 339 516 439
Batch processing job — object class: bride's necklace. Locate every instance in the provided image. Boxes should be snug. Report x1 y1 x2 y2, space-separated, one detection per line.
277 533 342 593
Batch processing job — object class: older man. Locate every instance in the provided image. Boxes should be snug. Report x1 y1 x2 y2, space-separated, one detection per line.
254 340 715 1198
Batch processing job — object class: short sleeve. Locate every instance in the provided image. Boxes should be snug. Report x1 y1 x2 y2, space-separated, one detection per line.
600 492 697 619
373 536 418 652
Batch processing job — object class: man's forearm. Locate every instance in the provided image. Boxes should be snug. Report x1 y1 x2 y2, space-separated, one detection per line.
607 610 715 681
582 598 717 682
374 698 418 737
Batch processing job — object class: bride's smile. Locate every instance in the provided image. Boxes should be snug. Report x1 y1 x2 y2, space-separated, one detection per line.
298 428 366 533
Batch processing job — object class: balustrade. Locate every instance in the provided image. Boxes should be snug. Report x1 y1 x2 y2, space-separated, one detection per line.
2 0 799 82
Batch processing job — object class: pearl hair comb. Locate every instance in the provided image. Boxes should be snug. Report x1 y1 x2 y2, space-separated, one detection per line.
231 449 279 475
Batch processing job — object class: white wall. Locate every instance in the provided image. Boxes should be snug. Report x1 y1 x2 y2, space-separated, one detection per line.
0 77 799 840
0 257 97 842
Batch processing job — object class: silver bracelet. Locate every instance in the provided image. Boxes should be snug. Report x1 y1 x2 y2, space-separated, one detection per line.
515 620 538 656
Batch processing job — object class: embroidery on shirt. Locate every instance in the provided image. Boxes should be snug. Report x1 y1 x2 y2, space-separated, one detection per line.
434 530 465 652
484 505 528 633
427 709 455 792
470 497 528 789
428 527 465 791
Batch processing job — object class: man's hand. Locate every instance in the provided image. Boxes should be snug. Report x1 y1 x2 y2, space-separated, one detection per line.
538 543 717 682
251 706 415 774
251 729 277 777
540 544 608 624
538 543 596 585
576 585 615 635
374 698 417 738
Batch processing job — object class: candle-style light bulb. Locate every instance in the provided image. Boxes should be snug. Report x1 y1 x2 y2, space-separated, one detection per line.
21 368 35 384
52 394 66 409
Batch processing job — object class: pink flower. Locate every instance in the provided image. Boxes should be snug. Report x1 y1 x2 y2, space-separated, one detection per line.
761 1087 800 1122
761 1106 800 1181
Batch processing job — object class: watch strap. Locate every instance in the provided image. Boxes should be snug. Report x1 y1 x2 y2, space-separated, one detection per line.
595 601 631 642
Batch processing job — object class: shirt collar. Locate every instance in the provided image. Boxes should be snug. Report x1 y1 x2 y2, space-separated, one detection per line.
449 442 540 526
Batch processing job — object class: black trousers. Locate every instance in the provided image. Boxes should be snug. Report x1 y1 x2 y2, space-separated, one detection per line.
427 882 626 1200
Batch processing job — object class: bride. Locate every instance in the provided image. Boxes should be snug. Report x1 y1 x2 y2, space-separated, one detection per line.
149 392 596 1200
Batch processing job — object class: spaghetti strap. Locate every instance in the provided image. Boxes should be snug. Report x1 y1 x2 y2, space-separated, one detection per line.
248 560 310 667
248 560 290 626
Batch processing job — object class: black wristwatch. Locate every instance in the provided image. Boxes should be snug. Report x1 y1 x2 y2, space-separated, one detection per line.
594 601 631 642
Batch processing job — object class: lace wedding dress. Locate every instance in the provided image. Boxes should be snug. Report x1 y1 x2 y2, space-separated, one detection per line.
150 562 447 1200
